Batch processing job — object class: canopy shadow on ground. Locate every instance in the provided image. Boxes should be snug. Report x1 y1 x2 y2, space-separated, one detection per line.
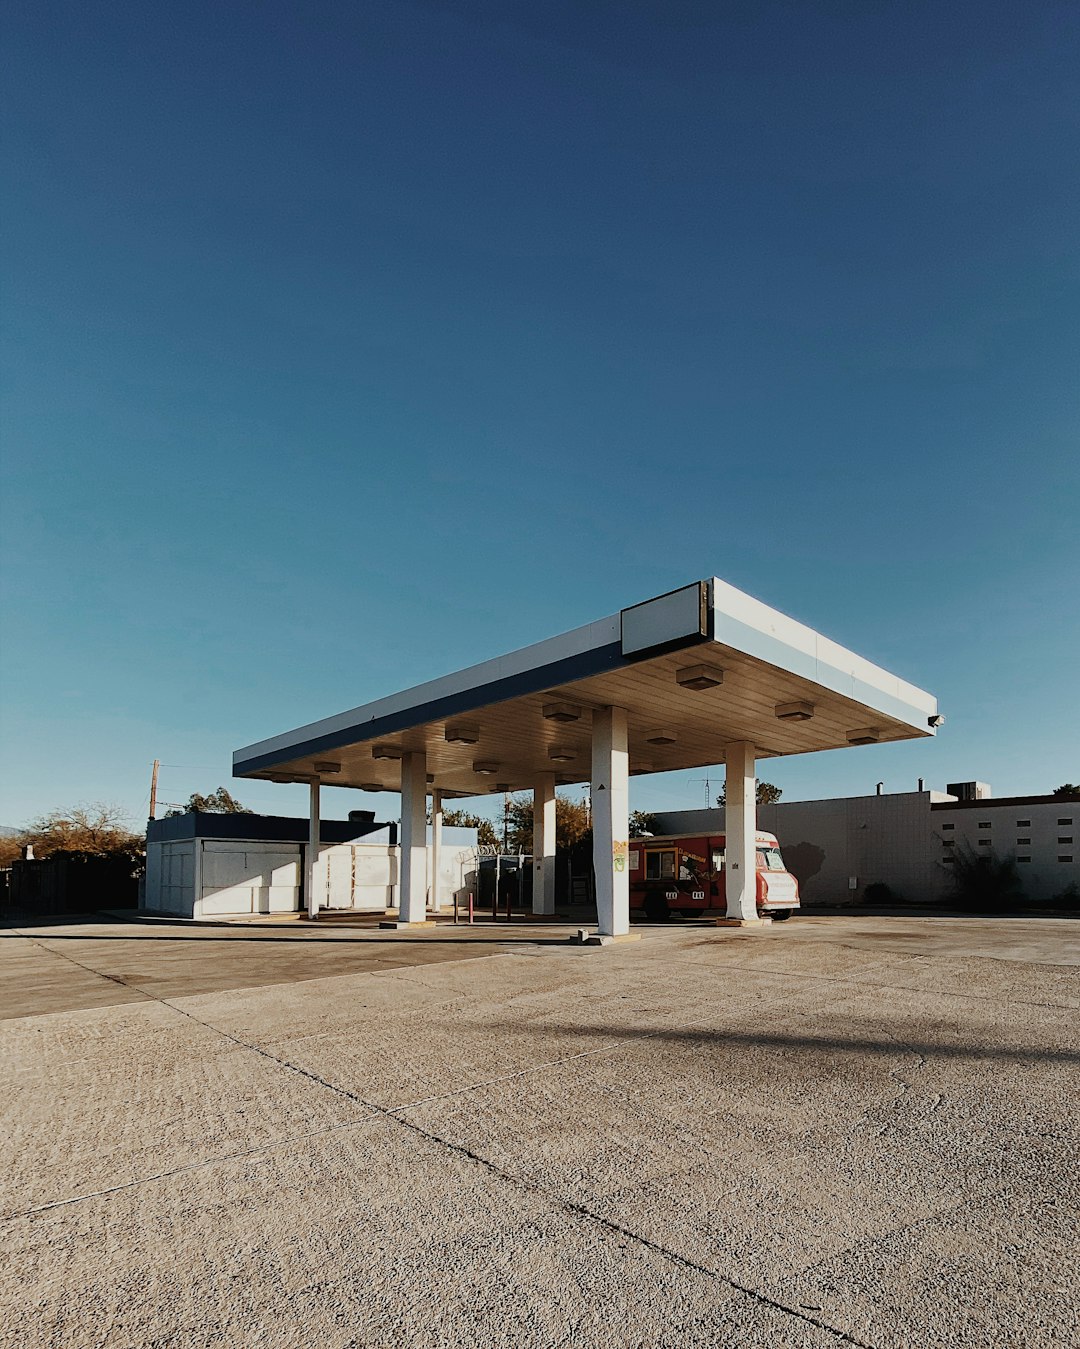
481 1022 1080 1066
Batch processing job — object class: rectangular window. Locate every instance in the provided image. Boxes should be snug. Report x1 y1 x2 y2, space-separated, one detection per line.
978 839 991 846
941 823 954 831
941 855 955 864
1060 856 1074 864
1017 820 1030 828
978 822 991 829
1059 818 1073 826
1017 857 1031 863
1017 838 1031 845
645 850 676 880
942 840 955 848
1060 837 1074 845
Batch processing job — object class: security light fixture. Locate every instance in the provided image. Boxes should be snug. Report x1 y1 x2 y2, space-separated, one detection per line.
548 747 576 762
847 728 881 745
675 664 724 691
372 744 402 760
313 761 341 774
473 760 500 775
928 714 946 729
542 702 582 723
775 701 815 722
645 729 677 746
445 724 480 745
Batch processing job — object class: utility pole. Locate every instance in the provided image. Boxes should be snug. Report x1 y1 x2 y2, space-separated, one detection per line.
149 759 160 821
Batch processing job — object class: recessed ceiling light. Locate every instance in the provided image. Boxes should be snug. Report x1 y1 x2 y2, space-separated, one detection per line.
473 761 500 775
548 747 576 762
313 761 341 774
645 729 677 746
775 701 815 722
675 664 724 690
847 728 881 745
372 744 402 760
445 724 479 744
360 782 384 792
542 702 582 723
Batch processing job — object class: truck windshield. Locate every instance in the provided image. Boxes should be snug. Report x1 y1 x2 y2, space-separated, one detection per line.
756 847 787 872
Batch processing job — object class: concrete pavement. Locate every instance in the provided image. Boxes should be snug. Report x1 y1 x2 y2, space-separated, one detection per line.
2 915 1077 1347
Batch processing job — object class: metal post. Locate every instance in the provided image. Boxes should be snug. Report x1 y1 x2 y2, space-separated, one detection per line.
307 777 321 921
430 787 443 914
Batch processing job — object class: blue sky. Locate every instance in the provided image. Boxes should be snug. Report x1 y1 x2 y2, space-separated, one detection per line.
2 0 1077 830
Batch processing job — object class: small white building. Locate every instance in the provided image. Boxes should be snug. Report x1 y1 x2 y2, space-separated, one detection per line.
143 811 477 920
650 783 1079 905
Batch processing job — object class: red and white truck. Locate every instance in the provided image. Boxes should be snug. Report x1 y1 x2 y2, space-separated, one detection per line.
628 831 800 922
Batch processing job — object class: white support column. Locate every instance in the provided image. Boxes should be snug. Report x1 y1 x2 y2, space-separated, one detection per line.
592 706 630 937
532 771 556 915
430 787 443 912
307 778 321 920
396 750 429 925
724 741 758 921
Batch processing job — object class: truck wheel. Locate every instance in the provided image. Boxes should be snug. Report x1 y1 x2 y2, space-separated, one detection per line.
770 910 792 922
644 895 670 922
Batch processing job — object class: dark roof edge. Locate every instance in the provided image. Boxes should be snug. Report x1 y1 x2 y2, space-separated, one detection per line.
931 795 1077 811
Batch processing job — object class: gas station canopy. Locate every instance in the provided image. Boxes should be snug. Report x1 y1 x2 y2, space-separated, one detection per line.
233 578 939 796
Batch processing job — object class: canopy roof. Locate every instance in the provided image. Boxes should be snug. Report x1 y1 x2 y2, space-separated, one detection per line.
233 579 939 796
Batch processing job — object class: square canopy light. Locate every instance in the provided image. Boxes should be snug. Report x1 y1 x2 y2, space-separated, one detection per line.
543 702 582 723
360 782 384 792
847 728 881 745
676 664 724 691
548 747 576 762
313 761 341 774
372 744 402 760
629 761 653 776
775 701 815 722
473 760 500 775
445 723 479 745
645 729 677 746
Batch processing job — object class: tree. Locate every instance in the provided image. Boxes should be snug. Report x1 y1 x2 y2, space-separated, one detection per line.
503 793 592 853
942 839 1024 913
628 810 658 838
441 808 499 849
716 781 783 807
15 804 143 862
166 787 252 816
1052 784 1080 800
